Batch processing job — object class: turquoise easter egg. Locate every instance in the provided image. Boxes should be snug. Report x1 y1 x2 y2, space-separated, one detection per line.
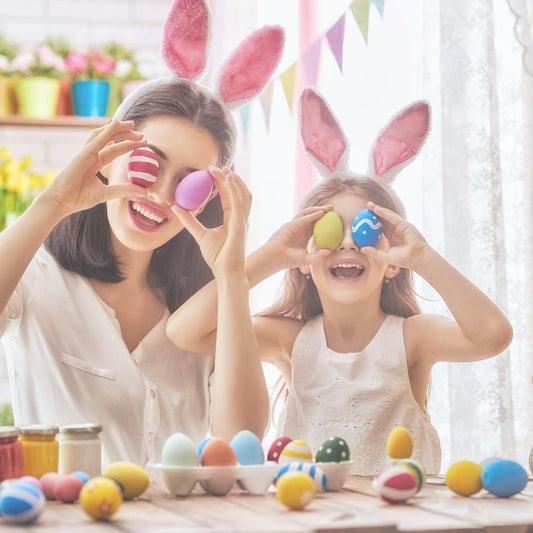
276 461 327 492
0 481 45 524
351 209 382 248
230 430 264 465
481 459 528 497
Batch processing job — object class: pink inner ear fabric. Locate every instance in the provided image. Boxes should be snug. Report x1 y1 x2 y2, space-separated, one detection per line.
218 26 284 103
373 102 429 177
300 89 347 173
162 0 209 79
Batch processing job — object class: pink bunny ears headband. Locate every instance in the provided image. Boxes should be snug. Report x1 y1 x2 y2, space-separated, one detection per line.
114 0 285 119
299 88 431 216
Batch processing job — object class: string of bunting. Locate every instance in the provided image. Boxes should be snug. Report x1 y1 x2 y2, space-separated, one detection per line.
238 0 385 134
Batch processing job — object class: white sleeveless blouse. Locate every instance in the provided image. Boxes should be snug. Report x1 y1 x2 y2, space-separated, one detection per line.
277 314 441 475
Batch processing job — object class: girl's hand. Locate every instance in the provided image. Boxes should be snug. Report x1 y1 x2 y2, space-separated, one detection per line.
361 201 430 270
265 206 333 269
172 167 248 278
42 120 148 216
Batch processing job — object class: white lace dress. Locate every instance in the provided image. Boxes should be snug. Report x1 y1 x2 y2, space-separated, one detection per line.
277 314 441 475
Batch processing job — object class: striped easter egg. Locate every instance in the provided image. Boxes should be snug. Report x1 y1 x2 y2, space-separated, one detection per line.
127 147 159 187
276 461 327 492
0 480 46 524
278 440 313 465
372 465 418 503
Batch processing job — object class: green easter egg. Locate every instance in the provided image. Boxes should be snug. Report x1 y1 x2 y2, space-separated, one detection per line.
313 212 343 250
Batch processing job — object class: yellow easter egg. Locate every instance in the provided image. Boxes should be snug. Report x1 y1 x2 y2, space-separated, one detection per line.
103 461 149 500
79 476 123 520
313 211 343 250
386 426 413 459
445 460 482 496
276 471 316 510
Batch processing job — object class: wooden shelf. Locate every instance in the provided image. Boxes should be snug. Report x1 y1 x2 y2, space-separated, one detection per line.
0 115 109 128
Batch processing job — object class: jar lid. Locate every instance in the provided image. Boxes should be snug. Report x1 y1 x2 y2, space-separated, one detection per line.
59 423 102 434
18 424 59 435
0 426 19 437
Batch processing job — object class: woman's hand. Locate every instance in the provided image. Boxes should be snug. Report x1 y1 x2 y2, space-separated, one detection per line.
172 166 249 278
264 206 333 269
41 120 148 217
361 201 430 270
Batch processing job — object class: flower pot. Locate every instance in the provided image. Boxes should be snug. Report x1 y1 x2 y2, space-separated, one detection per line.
72 79 110 117
0 75 20 116
56 76 73 115
16 77 60 119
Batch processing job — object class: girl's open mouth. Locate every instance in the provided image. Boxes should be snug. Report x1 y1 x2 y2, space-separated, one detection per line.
329 264 365 279
129 201 167 230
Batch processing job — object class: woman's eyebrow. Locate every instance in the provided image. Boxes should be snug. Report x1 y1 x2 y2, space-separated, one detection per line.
147 143 167 161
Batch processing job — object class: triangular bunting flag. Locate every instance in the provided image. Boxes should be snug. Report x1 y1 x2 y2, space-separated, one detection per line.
350 0 370 43
326 13 346 72
279 62 297 111
260 80 275 130
239 104 250 137
302 38 322 86
371 0 385 18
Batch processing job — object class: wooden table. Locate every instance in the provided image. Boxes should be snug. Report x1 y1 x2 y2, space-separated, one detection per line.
19 476 533 532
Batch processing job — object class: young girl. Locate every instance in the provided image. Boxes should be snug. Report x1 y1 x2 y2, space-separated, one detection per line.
167 89 513 475
0 0 284 467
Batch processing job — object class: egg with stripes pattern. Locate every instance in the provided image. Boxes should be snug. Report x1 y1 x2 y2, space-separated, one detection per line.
278 440 313 465
276 461 326 492
127 147 159 187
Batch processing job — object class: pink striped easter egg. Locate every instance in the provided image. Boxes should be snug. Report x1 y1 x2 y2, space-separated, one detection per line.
127 147 159 187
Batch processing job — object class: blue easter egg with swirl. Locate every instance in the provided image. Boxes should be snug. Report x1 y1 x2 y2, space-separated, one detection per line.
481 459 528 497
276 461 327 492
0 481 45 524
351 209 382 248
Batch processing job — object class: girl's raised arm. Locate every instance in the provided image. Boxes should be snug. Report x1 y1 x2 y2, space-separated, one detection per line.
0 120 147 314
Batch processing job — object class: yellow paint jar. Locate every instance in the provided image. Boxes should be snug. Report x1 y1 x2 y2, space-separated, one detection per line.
18 425 59 478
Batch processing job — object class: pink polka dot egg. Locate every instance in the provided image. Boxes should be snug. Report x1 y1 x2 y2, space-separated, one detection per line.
267 436 292 463
278 439 313 465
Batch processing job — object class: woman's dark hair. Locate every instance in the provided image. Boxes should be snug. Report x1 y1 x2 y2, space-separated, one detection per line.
45 79 236 312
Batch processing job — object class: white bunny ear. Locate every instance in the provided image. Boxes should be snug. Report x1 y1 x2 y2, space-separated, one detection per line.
299 88 350 178
216 25 285 108
161 0 211 81
369 100 430 185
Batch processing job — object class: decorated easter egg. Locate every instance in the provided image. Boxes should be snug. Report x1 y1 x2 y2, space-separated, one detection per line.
175 170 213 211
54 474 83 503
279 440 313 465
316 436 350 463
267 436 292 463
0 480 45 524
445 460 482 496
372 465 418 503
103 462 150 500
276 462 327 492
396 458 425 493
481 459 528 498
200 437 237 466
351 208 382 248
161 432 199 467
276 471 316 510
18 476 42 491
70 471 90 484
79 476 123 520
313 211 343 250
230 430 264 466
386 426 413 459
127 146 159 187
40 471 61 500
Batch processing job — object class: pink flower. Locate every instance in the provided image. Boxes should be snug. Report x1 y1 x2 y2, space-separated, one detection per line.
92 57 115 76
65 52 88 75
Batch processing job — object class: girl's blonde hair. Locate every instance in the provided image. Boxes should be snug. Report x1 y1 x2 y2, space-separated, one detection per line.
264 176 421 321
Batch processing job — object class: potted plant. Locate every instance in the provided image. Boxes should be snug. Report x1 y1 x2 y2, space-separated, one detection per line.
65 47 115 117
11 45 65 119
0 34 19 116
0 146 56 231
43 37 73 115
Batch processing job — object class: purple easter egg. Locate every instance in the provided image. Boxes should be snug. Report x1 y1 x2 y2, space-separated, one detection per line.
175 170 213 211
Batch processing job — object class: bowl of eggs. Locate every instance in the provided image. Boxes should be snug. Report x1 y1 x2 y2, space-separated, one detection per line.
148 430 280 496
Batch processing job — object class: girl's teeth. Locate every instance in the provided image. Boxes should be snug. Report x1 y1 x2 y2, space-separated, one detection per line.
131 203 164 223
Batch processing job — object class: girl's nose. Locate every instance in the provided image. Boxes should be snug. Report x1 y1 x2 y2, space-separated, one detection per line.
146 171 176 206
337 225 358 251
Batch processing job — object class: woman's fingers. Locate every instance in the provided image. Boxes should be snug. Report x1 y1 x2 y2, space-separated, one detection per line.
99 139 148 166
103 183 148 201
85 120 143 155
171 204 208 242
